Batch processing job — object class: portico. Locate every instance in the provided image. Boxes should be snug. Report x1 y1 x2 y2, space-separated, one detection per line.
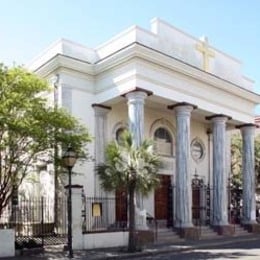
27 17 260 241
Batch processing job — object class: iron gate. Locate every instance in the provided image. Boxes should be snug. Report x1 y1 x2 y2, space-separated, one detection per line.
172 176 211 227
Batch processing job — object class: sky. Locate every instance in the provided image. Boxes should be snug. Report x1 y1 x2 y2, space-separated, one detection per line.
0 1 259 100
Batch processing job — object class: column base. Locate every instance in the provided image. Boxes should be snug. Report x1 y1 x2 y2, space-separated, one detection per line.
243 223 260 233
136 230 155 247
177 227 200 240
212 225 234 236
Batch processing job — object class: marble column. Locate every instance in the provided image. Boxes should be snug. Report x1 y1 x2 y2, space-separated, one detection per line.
239 124 256 224
125 91 147 212
125 91 147 147
206 115 229 227
92 104 111 196
170 103 195 228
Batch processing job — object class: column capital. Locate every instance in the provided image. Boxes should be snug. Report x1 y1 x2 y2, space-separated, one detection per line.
92 104 111 116
205 114 232 121
168 102 197 111
236 123 258 129
125 90 148 102
122 87 153 98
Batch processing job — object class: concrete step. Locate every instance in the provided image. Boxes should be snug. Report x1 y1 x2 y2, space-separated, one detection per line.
232 225 251 236
155 225 252 244
156 228 184 244
199 226 221 240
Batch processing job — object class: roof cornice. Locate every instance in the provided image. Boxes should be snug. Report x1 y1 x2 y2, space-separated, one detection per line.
33 42 260 104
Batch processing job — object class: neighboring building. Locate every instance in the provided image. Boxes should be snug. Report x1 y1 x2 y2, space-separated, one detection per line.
27 18 260 237
255 116 260 126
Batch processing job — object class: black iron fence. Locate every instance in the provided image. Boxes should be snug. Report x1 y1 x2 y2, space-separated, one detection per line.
172 179 211 228
82 196 128 233
171 178 251 229
0 197 67 248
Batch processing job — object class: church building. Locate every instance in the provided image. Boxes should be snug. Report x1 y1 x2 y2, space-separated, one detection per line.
28 18 260 238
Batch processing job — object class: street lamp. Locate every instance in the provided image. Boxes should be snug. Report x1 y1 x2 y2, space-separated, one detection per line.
62 147 77 258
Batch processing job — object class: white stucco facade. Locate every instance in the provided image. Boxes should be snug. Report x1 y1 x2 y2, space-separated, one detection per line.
27 18 260 233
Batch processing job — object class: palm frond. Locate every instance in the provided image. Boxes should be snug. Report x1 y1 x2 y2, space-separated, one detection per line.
96 130 161 195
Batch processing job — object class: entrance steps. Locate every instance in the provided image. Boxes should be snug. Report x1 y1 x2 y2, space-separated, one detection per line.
198 225 251 239
155 225 251 244
199 226 221 240
199 225 251 239
155 228 184 244
232 224 251 237
155 226 221 244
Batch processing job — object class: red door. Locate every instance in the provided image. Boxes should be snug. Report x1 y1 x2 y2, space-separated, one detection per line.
154 175 171 220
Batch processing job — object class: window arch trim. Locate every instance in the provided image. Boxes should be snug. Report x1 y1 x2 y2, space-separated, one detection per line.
150 118 176 157
112 121 128 141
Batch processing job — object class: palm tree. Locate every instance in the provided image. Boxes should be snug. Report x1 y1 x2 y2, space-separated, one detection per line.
96 130 161 252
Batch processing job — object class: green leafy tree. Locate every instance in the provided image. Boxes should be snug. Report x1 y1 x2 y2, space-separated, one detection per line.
231 133 243 187
231 133 260 187
0 65 91 217
96 130 161 252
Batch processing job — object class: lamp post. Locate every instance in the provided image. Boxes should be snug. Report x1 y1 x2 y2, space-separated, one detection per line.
62 147 77 258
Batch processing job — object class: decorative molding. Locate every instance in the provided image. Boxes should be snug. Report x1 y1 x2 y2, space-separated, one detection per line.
31 44 260 106
150 118 176 136
191 137 206 163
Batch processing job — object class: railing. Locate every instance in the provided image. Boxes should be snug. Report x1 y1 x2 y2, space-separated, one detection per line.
82 196 127 233
0 197 67 248
0 198 55 233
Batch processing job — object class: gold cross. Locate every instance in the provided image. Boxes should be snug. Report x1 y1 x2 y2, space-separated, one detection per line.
196 37 215 72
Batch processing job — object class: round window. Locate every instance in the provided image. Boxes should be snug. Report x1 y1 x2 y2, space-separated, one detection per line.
191 138 205 163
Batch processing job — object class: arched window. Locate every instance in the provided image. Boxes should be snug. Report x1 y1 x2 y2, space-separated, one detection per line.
116 127 126 145
154 127 173 156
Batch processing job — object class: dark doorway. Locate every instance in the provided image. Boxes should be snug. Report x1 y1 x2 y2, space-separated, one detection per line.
154 175 172 226
192 176 204 225
192 186 200 220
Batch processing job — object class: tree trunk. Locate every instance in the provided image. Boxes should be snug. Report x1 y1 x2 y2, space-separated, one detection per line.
128 183 136 252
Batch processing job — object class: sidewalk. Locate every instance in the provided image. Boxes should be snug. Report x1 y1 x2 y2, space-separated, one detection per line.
2 234 260 260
